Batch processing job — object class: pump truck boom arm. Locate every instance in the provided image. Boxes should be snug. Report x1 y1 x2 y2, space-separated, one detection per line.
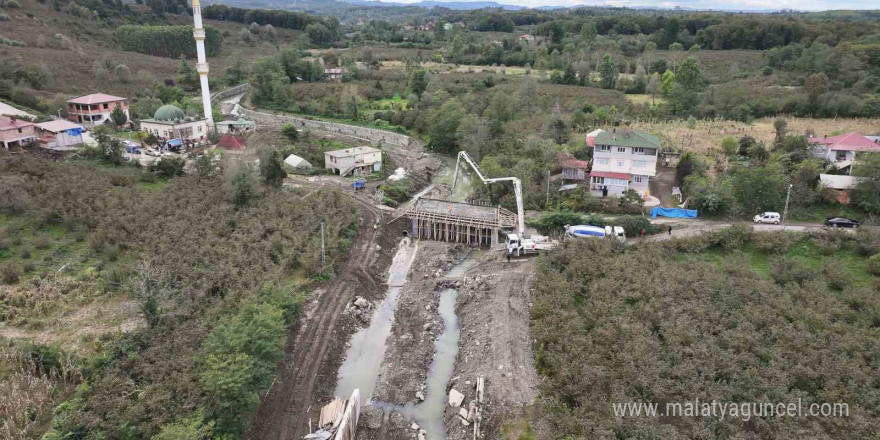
451 151 526 235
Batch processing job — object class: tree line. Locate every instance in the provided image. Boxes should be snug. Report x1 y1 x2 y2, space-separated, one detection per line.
202 4 335 33
116 25 221 59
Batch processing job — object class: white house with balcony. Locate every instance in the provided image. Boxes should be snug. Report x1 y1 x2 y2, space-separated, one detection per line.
324 146 382 176
810 132 880 171
589 128 660 198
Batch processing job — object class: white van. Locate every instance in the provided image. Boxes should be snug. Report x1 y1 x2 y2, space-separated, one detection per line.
753 212 781 225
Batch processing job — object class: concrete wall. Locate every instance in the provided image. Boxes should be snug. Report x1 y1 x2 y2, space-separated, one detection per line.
212 83 250 103
237 106 424 153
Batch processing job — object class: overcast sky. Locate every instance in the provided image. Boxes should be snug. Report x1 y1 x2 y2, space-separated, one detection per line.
384 0 878 11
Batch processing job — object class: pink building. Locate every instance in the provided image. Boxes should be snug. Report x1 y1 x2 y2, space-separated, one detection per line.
0 116 36 149
67 93 129 127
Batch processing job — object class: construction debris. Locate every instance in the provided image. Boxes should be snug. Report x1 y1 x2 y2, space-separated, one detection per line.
448 388 465 407
319 397 346 429
304 390 361 440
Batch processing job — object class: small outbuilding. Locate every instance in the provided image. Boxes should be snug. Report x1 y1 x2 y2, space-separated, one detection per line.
283 154 313 171
35 120 84 148
215 118 255 135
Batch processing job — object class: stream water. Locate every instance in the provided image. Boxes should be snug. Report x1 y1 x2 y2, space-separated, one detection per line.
432 155 475 203
333 155 480 439
334 238 418 401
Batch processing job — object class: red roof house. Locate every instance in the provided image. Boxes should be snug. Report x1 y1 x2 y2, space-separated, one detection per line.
811 132 880 168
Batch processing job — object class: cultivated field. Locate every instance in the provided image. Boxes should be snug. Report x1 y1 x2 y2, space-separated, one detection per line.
632 117 880 154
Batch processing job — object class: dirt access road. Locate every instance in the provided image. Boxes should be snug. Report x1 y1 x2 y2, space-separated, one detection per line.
247 193 402 440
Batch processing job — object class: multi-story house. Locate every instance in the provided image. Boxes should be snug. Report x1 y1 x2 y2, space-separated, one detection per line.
325 146 382 177
589 128 660 198
67 93 129 127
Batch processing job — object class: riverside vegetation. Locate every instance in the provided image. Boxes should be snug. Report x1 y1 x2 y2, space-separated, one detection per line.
0 152 360 439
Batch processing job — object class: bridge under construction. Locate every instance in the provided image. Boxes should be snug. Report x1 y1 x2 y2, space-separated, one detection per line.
404 198 517 247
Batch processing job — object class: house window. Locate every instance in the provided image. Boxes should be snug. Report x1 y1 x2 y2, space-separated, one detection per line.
836 151 847 161
634 160 646 167
617 147 626 153
634 175 644 183
598 145 611 152
163 131 168 137
198 125 203 133
616 160 624 167
103 103 109 109
18 128 22 133
597 158 609 165
634 147 645 154
593 176 604 184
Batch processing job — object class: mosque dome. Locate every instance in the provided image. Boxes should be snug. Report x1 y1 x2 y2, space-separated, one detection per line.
153 105 186 121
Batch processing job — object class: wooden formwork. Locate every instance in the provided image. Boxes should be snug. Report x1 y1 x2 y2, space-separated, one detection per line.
404 198 517 247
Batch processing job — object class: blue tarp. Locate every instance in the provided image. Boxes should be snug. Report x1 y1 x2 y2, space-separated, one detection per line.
651 207 699 219
66 128 83 136
166 139 182 147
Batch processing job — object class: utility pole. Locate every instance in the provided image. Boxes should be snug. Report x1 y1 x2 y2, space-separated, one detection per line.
320 222 326 267
782 183 793 231
545 170 550 208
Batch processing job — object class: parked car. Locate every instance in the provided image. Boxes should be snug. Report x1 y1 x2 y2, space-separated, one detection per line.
144 148 160 157
753 212 781 225
825 217 860 228
125 146 141 155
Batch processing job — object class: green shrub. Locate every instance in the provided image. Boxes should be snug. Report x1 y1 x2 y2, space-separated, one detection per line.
527 210 586 236
867 254 880 277
814 237 839 256
754 232 797 254
200 285 302 435
823 261 850 291
770 257 815 286
1 261 25 284
715 224 752 250
20 247 30 259
378 178 414 206
0 13 9 20
150 156 186 178
281 123 299 141
34 235 50 250
614 215 658 237
854 228 880 257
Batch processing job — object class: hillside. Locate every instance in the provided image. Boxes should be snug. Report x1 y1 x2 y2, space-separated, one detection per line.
0 0 302 115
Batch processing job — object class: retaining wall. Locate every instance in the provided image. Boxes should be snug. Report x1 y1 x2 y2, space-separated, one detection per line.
237 106 424 153
211 83 250 103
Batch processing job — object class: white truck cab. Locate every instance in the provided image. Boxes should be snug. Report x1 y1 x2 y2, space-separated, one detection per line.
506 233 557 257
753 212 781 225
604 226 626 243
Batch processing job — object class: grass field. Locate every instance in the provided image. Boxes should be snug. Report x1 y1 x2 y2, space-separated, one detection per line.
631 117 880 154
626 93 665 106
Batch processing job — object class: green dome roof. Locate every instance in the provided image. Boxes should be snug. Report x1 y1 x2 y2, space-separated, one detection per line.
153 105 186 121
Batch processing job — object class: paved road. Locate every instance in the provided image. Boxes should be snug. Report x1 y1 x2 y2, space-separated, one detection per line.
639 218 856 243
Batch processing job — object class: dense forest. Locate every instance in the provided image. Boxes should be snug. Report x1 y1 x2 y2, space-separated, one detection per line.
116 25 222 59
